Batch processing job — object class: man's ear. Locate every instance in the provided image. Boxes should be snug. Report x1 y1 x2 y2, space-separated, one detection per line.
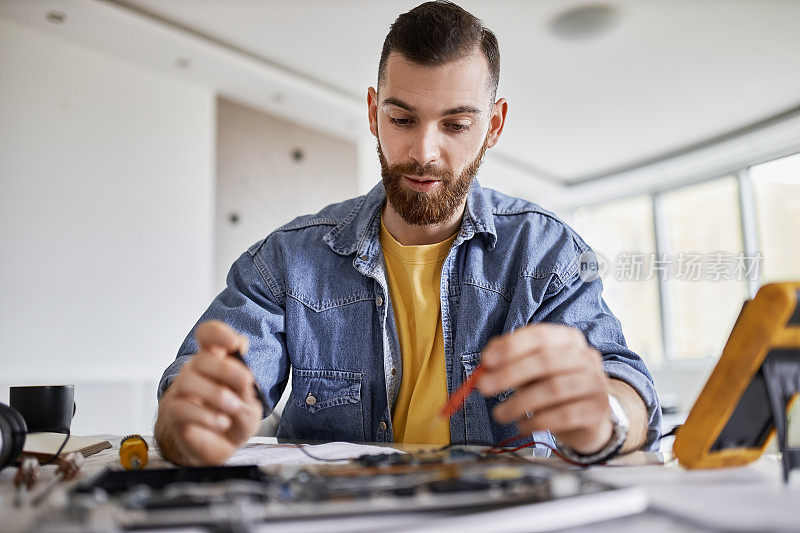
486 98 508 149
367 87 378 138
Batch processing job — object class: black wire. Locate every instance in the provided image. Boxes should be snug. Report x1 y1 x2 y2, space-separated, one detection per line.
274 415 355 462
233 351 353 463
276 415 500 462
275 416 508 463
436 439 495 450
40 429 70 466
240 351 508 463
662 425 682 438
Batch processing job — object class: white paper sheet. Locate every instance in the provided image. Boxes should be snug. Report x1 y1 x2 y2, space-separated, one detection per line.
225 441 401 467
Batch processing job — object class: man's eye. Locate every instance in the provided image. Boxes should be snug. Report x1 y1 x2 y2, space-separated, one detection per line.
447 123 469 133
388 117 412 127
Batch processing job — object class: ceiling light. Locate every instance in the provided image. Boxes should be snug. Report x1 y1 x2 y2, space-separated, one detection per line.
550 3 620 41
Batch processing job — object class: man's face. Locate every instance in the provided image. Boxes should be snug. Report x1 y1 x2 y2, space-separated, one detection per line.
369 48 499 226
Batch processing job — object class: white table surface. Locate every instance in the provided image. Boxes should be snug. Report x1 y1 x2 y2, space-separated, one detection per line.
1 435 798 533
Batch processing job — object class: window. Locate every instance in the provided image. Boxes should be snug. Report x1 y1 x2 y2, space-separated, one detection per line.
659 177 749 359
751 153 800 283
570 151 800 366
573 195 663 365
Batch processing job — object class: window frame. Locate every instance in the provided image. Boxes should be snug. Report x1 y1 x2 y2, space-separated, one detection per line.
567 155 800 368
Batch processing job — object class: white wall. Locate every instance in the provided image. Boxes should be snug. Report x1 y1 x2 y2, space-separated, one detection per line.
215 98 361 434
0 18 216 435
215 97 359 289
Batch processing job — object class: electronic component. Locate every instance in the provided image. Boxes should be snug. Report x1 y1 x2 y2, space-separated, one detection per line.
14 456 40 507
37 448 634 531
30 452 84 506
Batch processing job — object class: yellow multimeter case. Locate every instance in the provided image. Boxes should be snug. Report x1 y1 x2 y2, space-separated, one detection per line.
674 282 800 480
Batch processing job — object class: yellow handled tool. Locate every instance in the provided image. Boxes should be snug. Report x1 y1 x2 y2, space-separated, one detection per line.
119 434 148 470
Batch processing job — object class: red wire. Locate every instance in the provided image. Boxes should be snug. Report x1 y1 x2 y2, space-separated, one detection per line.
495 434 527 448
488 434 589 467
439 370 594 467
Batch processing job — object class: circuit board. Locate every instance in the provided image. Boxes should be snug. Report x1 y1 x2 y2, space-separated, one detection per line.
34 448 638 530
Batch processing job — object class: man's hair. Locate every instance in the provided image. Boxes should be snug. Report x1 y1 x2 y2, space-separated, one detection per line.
378 1 500 101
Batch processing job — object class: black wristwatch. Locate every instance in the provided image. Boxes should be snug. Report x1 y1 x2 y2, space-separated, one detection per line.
554 393 629 465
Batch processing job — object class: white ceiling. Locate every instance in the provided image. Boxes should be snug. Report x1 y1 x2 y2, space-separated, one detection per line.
2 0 799 191
113 0 800 183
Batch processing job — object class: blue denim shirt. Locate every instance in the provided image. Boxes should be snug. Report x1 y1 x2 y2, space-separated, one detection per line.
158 181 662 451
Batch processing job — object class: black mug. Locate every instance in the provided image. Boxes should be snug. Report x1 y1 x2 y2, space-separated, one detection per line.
9 385 76 434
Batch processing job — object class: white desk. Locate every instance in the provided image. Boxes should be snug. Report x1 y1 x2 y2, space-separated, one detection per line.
1 436 798 533
578 454 800 533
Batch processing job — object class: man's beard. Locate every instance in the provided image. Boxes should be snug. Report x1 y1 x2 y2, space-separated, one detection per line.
377 136 488 226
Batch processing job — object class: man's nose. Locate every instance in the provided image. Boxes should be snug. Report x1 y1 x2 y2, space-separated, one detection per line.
408 125 441 168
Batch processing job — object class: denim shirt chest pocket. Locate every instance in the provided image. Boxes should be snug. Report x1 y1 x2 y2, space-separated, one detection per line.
283 271 378 371
280 368 366 442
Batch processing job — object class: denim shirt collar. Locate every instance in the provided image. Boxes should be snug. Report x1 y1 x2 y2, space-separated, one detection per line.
322 179 498 258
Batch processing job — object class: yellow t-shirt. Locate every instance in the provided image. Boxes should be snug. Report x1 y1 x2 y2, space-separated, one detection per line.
380 218 457 445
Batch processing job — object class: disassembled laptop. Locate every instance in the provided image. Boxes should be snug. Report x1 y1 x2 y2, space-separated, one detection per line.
30 447 627 531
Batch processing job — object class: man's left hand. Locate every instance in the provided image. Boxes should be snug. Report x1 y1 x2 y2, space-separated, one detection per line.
477 323 614 454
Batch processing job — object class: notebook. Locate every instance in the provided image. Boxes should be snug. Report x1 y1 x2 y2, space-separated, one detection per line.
22 432 112 461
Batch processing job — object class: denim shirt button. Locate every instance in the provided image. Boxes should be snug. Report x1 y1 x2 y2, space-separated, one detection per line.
391 367 396 376
305 394 316 406
359 253 369 262
375 295 384 307
379 421 387 431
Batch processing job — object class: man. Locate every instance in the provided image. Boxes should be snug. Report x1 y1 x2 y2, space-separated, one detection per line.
155 1 661 466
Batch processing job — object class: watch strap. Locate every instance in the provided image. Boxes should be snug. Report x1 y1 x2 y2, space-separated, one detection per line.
553 393 629 465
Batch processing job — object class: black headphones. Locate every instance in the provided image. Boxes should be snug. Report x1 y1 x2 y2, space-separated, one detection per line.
0 402 28 470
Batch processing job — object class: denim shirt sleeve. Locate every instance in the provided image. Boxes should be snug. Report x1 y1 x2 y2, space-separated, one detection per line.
156 245 290 418
531 264 663 451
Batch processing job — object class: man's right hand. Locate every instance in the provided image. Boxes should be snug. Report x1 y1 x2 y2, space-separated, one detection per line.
154 320 263 466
